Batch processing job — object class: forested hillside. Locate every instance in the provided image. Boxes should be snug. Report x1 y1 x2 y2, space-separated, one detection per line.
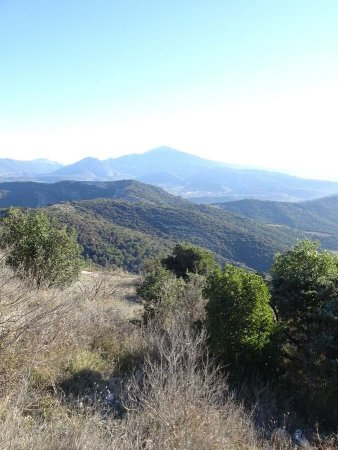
3 179 338 272
216 196 338 249
46 197 302 272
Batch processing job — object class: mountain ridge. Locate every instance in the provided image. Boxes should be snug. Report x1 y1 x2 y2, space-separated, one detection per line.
2 147 338 202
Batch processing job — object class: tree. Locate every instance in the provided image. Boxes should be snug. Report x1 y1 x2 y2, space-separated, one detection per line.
205 264 276 375
270 240 338 426
1 208 82 287
271 240 338 323
162 242 216 279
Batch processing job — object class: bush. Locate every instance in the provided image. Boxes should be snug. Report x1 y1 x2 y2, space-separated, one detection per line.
137 261 185 324
205 264 276 376
0 208 82 287
162 242 216 279
270 240 338 427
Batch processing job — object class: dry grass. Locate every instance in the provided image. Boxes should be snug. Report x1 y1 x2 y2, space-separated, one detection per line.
0 260 334 449
114 325 272 450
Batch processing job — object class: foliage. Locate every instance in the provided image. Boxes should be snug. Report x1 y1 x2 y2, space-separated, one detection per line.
137 260 185 324
205 264 276 375
137 244 213 325
48 202 171 273
271 240 338 322
0 208 82 287
47 196 301 274
162 242 216 279
218 195 338 236
270 240 338 426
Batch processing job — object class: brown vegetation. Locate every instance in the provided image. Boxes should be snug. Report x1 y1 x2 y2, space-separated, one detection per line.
0 258 335 449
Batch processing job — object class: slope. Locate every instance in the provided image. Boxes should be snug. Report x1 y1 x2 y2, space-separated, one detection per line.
0 180 189 208
46 197 303 273
216 196 338 250
0 158 62 179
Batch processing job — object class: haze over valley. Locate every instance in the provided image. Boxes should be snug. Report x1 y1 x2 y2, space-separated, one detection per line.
2 147 338 203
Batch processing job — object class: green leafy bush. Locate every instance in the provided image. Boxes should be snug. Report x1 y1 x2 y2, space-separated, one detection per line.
162 242 216 279
137 261 185 324
270 240 338 426
137 243 215 325
1 208 82 287
205 264 276 375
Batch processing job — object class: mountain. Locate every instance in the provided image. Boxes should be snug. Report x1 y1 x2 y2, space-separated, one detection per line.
42 157 126 181
0 180 188 208
183 167 338 202
0 158 62 179
3 147 338 202
105 146 221 177
46 147 338 202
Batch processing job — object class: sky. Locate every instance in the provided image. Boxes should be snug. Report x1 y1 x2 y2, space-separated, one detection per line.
1 0 338 180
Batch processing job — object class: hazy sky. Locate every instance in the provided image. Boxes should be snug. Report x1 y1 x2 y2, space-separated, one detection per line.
1 1 338 180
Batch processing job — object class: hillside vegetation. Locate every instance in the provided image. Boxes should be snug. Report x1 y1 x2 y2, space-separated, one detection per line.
3 179 338 273
216 195 338 249
0 258 287 450
46 195 302 272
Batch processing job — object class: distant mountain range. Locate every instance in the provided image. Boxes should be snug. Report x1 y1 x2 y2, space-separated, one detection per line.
0 158 62 179
2 147 338 202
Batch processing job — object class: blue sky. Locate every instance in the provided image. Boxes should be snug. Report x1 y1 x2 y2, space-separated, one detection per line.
1 0 338 179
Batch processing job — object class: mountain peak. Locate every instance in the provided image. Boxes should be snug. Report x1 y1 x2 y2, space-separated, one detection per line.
146 146 183 154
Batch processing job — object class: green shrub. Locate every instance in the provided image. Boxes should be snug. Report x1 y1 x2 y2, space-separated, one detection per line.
162 242 216 279
1 208 82 287
137 261 185 324
270 240 338 427
205 264 276 376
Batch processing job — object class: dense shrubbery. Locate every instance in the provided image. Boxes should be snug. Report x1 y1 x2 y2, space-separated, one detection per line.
271 240 338 426
162 242 216 279
137 243 215 325
0 208 82 287
138 240 338 430
205 264 276 376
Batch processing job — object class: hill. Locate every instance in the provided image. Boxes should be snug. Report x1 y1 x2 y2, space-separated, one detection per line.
0 179 189 208
46 195 304 273
3 178 338 272
215 196 338 250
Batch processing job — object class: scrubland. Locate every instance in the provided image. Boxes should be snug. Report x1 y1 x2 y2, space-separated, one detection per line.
0 258 335 449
